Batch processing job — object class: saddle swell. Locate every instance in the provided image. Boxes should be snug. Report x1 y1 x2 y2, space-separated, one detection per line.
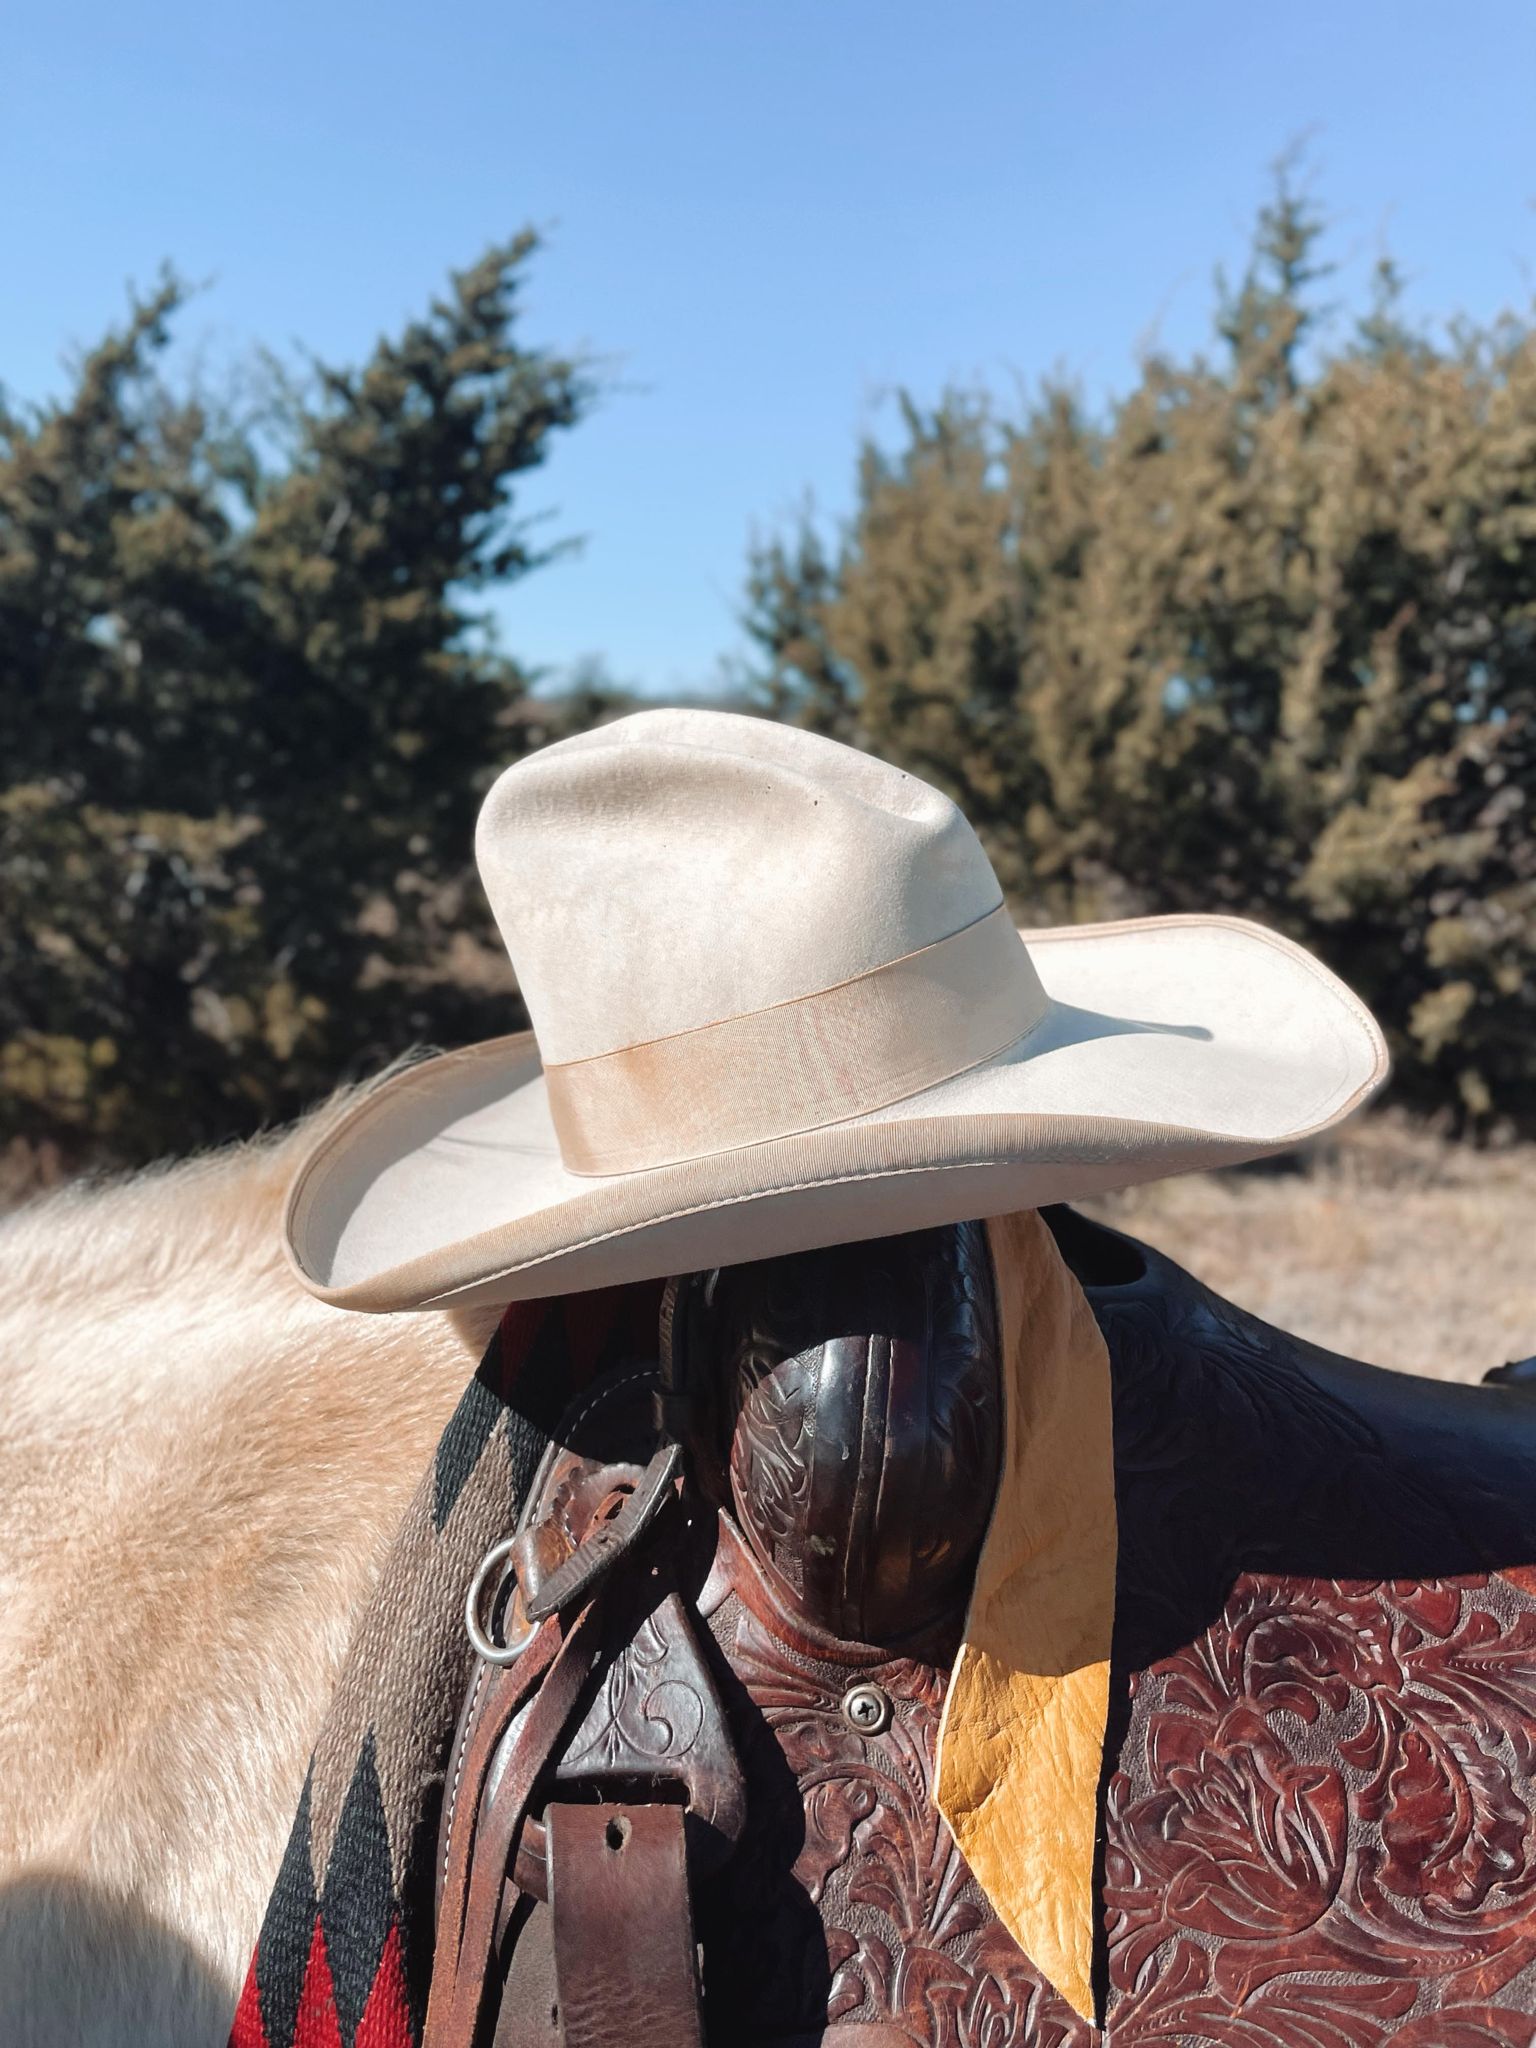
673 1218 1001 1647
432 1209 1536 2048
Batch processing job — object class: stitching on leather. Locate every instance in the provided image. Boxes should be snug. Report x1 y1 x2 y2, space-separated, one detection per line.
558 1362 658 1442
436 1363 658 1886
440 1657 488 1894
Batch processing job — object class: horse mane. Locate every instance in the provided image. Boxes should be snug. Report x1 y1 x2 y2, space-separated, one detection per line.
0 1083 500 2044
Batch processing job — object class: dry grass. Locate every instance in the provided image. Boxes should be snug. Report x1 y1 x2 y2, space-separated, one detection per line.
1082 1112 1536 1384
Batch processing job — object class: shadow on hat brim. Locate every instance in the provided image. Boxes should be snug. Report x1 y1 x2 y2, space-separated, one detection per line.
284 914 1389 1312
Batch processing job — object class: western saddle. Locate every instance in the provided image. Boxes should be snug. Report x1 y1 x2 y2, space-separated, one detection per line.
424 1209 1536 2048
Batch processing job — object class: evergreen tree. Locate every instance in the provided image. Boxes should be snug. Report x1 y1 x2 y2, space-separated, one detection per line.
0 238 594 1158
749 184 1536 1130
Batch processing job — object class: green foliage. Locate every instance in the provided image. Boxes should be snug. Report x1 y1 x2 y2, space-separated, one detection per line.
0 238 595 1160
748 179 1536 1131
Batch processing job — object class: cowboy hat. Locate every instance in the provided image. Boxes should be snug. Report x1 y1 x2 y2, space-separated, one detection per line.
284 708 1388 1311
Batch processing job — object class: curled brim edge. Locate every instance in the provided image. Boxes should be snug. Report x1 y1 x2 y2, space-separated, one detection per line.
284 914 1390 1312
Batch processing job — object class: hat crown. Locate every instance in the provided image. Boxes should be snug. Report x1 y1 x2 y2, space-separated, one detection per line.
477 708 1007 1066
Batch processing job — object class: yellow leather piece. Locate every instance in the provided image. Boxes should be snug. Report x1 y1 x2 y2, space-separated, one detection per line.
935 1208 1117 2024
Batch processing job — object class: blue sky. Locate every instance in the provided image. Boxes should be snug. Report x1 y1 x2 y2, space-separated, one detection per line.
4 1 1534 697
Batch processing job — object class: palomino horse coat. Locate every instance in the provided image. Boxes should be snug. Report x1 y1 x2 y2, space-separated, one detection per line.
0 1098 498 2047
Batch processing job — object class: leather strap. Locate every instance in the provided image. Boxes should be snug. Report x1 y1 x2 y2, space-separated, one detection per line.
426 1604 604 2048
523 1443 682 1621
491 1901 560 2047
433 1616 561 1968
547 1803 703 2048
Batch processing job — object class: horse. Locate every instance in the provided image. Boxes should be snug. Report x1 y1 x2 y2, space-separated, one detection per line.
7 1094 1532 2048
0 1094 500 2046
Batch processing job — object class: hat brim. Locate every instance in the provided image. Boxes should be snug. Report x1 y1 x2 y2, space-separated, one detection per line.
285 914 1388 1312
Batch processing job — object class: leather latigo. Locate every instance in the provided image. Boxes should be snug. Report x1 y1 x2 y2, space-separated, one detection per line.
436 1210 1536 2046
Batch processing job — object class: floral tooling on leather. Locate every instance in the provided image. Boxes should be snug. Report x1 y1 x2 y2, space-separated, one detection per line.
698 1566 1536 2046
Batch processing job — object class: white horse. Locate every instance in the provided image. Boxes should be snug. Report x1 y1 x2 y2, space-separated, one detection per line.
0 1099 500 2047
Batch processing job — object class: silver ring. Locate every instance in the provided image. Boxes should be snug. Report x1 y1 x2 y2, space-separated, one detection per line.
465 1536 539 1665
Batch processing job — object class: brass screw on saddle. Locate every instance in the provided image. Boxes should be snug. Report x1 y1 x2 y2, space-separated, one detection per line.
842 1683 894 1735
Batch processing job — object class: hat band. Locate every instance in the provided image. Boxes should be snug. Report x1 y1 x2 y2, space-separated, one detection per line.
543 903 1048 1176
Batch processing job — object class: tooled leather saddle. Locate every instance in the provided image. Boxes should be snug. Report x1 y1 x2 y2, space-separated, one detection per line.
423 1208 1536 2048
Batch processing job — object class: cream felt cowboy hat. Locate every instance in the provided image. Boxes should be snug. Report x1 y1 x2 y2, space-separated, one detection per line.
284 708 1389 1312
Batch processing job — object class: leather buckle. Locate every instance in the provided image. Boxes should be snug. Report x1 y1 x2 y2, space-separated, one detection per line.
463 1440 683 1663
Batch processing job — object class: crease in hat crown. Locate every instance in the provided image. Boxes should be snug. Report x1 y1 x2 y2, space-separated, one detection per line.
475 709 1051 1175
